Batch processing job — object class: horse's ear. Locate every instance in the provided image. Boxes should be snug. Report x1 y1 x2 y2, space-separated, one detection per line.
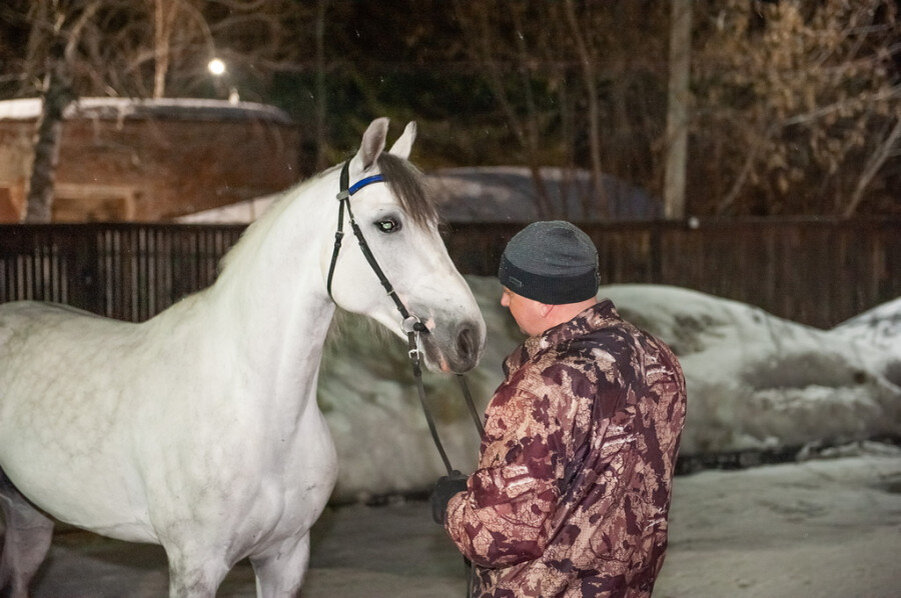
388 121 417 160
353 118 389 172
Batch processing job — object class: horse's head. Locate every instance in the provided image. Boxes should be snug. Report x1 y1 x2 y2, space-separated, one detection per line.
323 118 485 374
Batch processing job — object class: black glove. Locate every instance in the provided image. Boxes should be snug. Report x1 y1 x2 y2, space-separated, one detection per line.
430 470 468 525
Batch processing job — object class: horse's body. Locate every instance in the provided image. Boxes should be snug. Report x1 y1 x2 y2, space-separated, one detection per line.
0 119 485 597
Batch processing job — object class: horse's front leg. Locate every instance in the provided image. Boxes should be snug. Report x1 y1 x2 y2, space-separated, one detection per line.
250 532 310 598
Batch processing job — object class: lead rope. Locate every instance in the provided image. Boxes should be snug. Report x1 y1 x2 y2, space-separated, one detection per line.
406 326 454 474
457 374 485 437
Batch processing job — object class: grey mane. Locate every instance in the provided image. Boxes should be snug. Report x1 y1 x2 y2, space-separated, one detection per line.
377 153 437 228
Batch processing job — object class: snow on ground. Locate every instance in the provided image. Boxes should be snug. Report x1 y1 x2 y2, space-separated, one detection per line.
321 276 901 501
24 444 901 597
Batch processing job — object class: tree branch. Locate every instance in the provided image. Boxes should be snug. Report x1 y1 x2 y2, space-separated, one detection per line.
843 117 901 217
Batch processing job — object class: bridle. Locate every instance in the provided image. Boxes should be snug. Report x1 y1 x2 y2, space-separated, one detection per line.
326 159 484 475
327 159 426 335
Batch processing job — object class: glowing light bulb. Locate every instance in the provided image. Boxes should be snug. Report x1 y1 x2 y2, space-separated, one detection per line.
207 59 226 76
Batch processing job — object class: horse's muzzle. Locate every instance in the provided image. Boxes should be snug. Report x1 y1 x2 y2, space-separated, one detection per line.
422 318 485 374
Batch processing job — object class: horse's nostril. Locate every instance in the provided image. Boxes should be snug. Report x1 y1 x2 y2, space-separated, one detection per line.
456 326 475 360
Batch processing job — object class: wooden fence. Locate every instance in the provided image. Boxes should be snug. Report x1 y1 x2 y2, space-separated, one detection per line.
445 218 901 329
2 218 899 328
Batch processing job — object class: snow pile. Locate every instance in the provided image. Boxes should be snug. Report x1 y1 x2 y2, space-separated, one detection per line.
318 276 506 502
831 296 901 378
603 285 901 454
318 276 901 502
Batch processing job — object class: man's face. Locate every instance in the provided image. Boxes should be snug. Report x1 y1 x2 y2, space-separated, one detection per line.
500 287 548 337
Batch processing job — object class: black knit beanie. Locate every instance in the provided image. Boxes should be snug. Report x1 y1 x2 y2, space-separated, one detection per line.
498 221 599 304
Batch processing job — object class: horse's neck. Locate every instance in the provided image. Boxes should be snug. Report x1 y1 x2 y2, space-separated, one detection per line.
163 177 337 405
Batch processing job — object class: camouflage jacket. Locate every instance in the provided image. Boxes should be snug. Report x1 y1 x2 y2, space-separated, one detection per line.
445 300 687 597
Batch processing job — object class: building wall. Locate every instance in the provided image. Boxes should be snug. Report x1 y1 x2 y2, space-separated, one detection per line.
0 120 33 221
0 99 301 223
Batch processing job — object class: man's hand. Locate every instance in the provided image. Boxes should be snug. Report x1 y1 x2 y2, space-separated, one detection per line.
430 470 468 524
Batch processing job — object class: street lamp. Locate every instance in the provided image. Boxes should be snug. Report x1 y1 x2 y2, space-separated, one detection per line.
207 58 239 103
207 58 226 77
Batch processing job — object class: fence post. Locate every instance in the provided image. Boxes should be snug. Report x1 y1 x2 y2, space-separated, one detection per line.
650 222 664 284
66 227 101 315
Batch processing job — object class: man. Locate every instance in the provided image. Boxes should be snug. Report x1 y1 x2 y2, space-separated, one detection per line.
431 221 687 597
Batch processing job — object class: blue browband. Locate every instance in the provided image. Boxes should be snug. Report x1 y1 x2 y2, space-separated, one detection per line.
347 174 385 196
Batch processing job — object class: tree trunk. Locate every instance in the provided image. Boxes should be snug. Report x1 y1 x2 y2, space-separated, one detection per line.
451 2 555 218
24 49 74 223
663 0 692 220
152 0 178 99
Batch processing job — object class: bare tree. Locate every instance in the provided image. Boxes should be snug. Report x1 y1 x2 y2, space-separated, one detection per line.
314 0 331 170
694 0 900 216
561 0 606 219
7 0 894 221
451 2 670 221
151 0 180 98
844 116 900 217
452 1 556 217
24 44 72 223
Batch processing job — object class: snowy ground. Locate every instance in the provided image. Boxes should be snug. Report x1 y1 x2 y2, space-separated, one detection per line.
26 444 901 597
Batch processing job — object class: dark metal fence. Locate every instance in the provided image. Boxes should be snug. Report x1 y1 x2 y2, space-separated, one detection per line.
2 218 899 328
0 224 244 323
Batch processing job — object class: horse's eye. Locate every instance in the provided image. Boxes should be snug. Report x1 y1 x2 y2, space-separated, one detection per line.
375 218 401 234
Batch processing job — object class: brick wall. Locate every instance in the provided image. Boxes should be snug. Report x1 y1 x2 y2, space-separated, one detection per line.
0 99 301 223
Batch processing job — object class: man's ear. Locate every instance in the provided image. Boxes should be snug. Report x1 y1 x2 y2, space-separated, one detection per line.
538 303 555 318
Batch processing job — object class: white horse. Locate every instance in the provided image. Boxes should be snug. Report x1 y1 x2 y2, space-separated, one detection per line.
0 118 486 597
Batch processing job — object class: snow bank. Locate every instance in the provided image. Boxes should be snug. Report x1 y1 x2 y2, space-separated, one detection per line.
603 285 901 454
832 296 901 385
318 277 901 502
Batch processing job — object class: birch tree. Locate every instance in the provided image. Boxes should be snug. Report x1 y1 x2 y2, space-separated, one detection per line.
22 0 99 223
